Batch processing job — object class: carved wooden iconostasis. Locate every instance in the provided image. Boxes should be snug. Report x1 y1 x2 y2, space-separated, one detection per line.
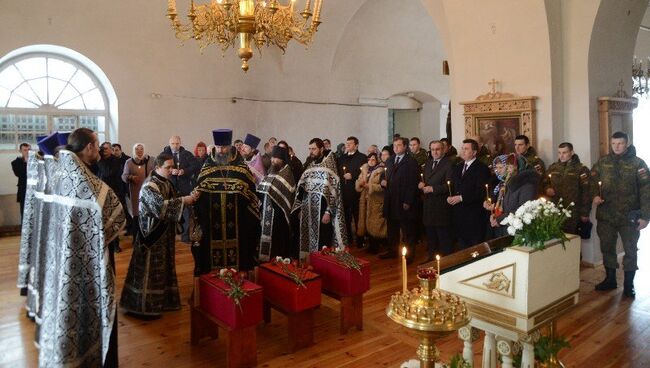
598 83 638 156
461 80 537 157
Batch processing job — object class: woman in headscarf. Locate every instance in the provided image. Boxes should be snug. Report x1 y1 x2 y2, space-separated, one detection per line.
484 153 539 237
355 152 387 254
122 143 154 238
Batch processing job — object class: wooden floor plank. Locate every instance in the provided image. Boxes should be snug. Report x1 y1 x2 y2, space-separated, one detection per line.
1 233 649 367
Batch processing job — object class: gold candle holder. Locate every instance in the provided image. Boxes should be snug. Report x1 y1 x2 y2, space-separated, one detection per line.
386 271 470 368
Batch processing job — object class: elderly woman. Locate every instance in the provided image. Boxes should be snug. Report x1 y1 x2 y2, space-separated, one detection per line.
122 143 155 237
355 152 387 254
484 153 539 237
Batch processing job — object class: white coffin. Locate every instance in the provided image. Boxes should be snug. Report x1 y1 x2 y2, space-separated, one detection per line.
439 235 581 335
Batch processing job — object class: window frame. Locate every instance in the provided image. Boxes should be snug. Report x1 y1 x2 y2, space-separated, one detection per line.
0 52 110 151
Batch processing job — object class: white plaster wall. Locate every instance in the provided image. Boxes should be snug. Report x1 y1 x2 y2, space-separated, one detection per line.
437 0 556 165
633 8 650 62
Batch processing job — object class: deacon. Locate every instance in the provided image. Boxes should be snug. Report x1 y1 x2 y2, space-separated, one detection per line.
257 145 296 261
38 128 125 368
591 132 649 298
193 129 260 274
120 153 200 318
240 133 268 185
161 135 201 242
292 138 347 259
541 142 591 234
514 134 546 177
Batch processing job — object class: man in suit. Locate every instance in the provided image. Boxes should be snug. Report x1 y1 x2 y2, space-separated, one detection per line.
419 140 454 262
380 137 420 263
447 139 491 248
338 136 367 248
11 142 30 221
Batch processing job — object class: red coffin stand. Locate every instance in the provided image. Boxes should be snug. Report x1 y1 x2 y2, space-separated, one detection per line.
257 262 321 313
199 273 263 329
309 252 371 296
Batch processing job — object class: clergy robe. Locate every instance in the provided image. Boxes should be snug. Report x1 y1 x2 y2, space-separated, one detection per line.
38 150 125 368
246 151 267 185
257 164 296 261
194 150 260 274
120 172 184 316
292 152 348 258
17 151 40 295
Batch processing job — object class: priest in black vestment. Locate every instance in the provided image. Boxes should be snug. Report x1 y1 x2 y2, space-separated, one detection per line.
257 146 296 261
193 129 260 274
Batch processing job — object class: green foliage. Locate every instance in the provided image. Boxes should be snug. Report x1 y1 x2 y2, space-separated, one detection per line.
534 335 571 363
448 354 472 368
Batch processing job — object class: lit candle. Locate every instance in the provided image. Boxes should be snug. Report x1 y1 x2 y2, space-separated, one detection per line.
420 173 424 182
436 254 441 289
447 180 452 196
401 246 407 294
598 181 603 199
485 183 490 202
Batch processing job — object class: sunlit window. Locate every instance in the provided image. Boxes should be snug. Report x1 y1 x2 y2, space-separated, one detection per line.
0 55 108 150
633 96 650 163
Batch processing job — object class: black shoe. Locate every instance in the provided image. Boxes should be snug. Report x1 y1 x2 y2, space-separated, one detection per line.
378 251 397 259
595 268 617 291
623 271 636 298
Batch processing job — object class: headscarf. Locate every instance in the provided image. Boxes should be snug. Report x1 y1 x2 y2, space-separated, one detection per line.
194 141 207 158
132 142 145 159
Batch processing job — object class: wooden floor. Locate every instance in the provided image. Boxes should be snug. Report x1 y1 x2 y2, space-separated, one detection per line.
1 234 649 368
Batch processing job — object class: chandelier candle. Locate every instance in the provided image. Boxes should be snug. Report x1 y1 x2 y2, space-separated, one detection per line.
401 246 407 294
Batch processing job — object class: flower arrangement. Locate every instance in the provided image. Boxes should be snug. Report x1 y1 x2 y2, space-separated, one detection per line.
218 268 249 311
272 256 311 288
320 246 362 274
417 267 438 280
500 198 573 250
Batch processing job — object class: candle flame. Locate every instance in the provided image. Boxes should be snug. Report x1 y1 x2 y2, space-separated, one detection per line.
436 254 440 261
402 246 407 256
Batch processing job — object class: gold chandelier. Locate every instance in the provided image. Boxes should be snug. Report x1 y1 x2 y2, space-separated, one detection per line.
166 0 323 72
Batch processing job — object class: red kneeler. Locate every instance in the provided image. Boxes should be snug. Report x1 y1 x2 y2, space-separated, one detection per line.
257 262 322 352
191 274 263 368
309 252 371 334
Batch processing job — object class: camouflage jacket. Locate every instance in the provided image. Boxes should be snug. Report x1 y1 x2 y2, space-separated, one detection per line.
590 145 650 223
522 146 546 176
412 149 428 168
542 154 591 217
477 145 493 170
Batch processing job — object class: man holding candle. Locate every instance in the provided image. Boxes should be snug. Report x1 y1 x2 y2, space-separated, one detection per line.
590 132 650 298
419 140 454 261
338 136 367 248
541 142 592 234
380 137 420 262
447 139 491 248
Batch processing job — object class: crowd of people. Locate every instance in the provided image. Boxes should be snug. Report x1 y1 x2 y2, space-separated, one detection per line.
11 126 650 367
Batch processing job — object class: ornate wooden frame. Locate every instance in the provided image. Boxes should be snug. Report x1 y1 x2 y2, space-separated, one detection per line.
460 91 538 148
598 95 637 156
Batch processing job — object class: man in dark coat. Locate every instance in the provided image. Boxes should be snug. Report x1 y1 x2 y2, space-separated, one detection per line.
98 141 126 253
448 139 491 248
11 142 30 220
161 135 201 242
419 140 454 260
380 137 420 262
338 136 367 248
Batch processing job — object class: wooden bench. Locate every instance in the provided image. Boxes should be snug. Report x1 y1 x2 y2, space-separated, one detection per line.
263 299 317 352
190 301 257 368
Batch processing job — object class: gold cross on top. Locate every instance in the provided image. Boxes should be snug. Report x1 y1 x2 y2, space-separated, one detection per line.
488 78 500 94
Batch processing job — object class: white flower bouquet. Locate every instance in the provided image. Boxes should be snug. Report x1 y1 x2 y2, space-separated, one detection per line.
500 198 573 250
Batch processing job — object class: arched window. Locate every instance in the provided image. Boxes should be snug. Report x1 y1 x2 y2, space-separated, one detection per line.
0 53 110 150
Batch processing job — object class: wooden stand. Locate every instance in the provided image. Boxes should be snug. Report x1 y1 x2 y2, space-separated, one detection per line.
190 303 257 368
323 290 364 334
263 300 317 352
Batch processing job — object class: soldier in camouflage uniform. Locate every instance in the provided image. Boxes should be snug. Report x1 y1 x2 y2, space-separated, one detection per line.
409 137 428 167
541 142 591 234
515 135 546 177
591 132 649 298
440 138 460 165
